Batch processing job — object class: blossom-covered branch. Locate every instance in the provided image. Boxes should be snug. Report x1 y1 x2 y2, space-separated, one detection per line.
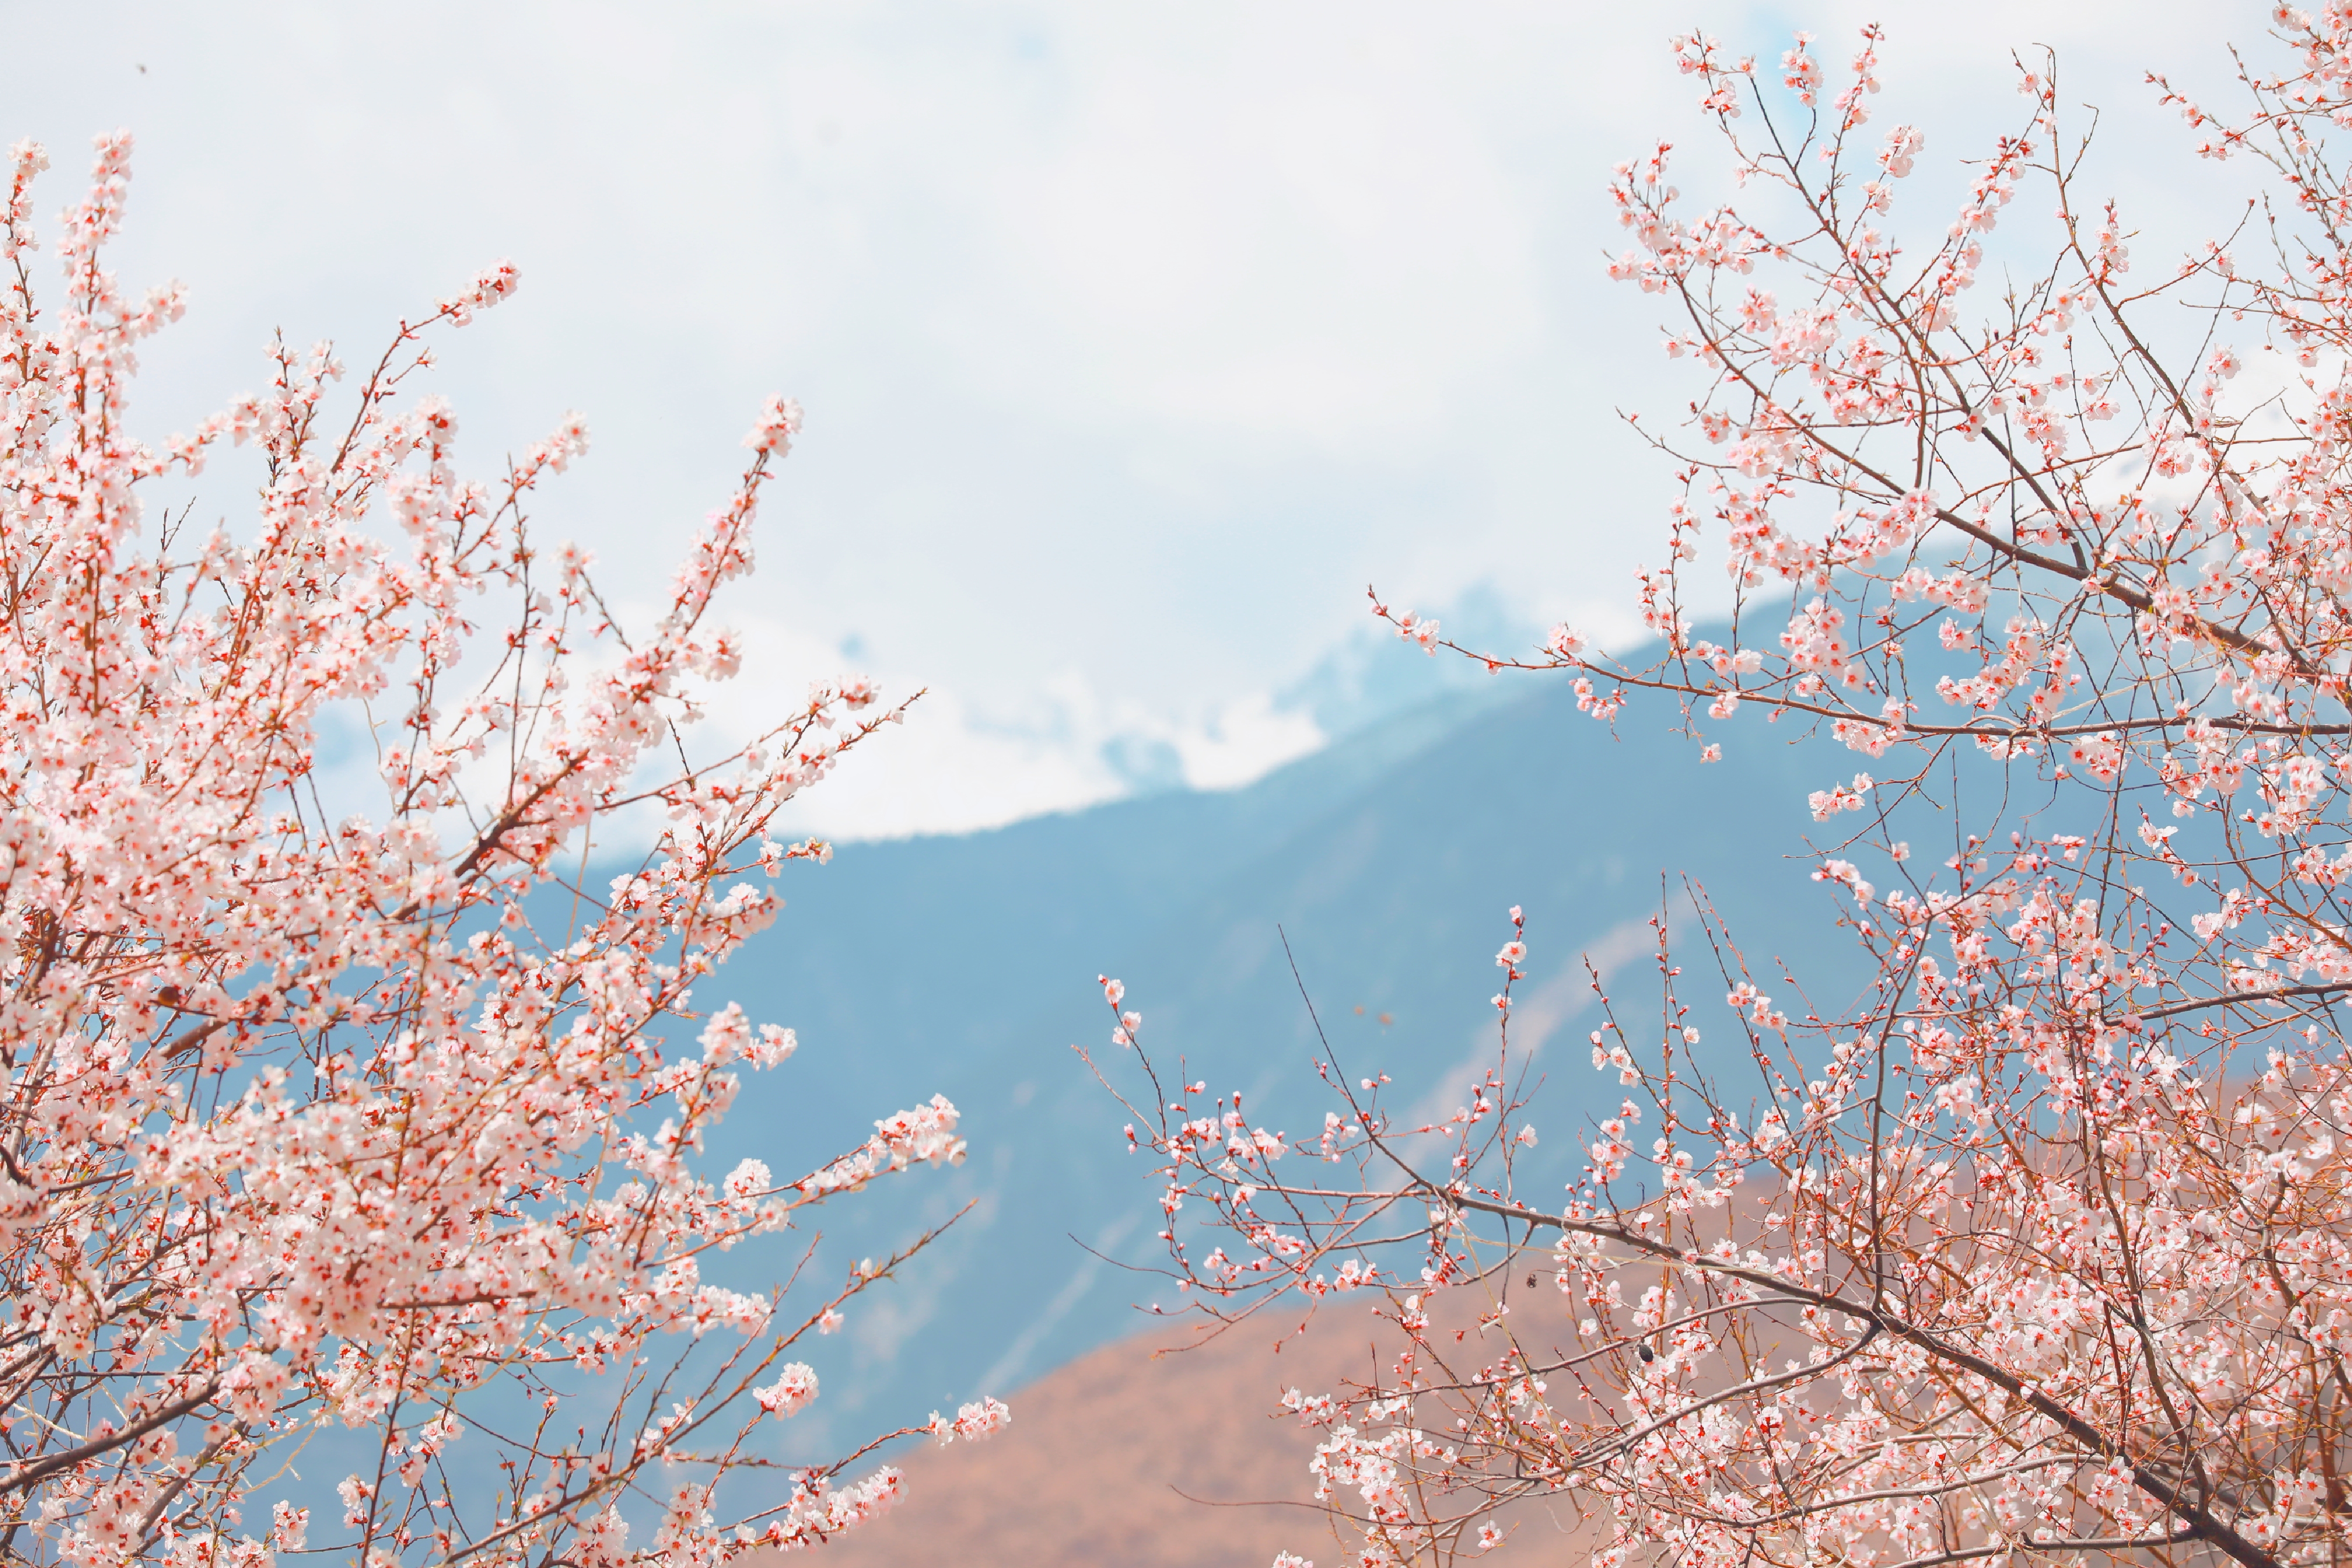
1105 12 2352 1567
0 134 1002 1568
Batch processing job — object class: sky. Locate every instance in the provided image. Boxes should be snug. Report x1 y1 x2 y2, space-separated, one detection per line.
1 0 2249 837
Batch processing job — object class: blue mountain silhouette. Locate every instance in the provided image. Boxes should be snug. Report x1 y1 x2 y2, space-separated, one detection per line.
686 653 1880 1461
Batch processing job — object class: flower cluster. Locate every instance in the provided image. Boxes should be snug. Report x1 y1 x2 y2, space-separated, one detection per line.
0 137 1002 1568
1128 15 2352 1567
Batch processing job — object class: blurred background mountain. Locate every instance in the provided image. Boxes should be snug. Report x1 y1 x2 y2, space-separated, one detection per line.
676 635 1881 1498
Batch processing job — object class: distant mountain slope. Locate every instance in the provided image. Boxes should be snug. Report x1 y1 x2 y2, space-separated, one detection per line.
811 1302 1603 1568
810 1314 1422 1568
686 659 1875 1462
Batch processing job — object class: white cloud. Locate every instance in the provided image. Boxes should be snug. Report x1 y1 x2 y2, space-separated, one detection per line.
682 612 1331 840
0 0 2259 835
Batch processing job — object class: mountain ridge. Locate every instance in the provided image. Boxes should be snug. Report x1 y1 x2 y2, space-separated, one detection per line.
678 652 1880 1465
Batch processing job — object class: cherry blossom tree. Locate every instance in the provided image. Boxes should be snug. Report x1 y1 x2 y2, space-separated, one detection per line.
0 132 1006 1568
1103 12 2352 1567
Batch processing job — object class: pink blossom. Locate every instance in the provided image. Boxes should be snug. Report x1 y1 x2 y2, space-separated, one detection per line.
0 138 989 1568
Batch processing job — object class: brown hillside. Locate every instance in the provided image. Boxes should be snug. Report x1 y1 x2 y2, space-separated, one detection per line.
807 1299 1593 1567
811 1309 1381 1567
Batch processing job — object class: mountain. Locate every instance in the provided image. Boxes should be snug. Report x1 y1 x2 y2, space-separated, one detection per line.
681 650 1881 1468
811 1284 1614 1568
811 1297 1446 1568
